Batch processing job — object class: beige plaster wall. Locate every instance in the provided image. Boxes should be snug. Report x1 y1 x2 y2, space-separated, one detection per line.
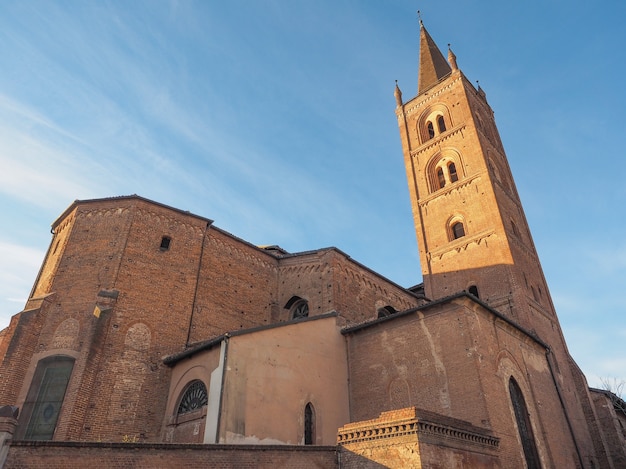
220 315 349 445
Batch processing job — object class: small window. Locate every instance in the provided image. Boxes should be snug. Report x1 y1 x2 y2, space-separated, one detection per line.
285 296 309 319
304 402 315 445
511 221 520 237
160 236 171 251
291 300 309 319
377 306 397 319
468 285 479 298
531 286 540 302
448 162 458 182
437 115 446 133
427 121 435 139
177 380 208 415
437 167 446 189
452 222 465 240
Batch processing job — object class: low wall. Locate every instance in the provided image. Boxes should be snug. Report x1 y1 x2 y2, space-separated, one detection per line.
4 441 338 469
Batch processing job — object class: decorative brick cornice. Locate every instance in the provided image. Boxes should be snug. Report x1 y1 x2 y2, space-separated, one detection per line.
337 407 499 450
401 76 463 117
428 229 496 261
418 172 481 207
410 124 467 158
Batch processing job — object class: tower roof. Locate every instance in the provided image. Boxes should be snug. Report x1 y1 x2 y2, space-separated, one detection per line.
417 23 452 94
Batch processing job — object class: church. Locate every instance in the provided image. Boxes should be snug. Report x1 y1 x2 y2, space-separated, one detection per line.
0 22 624 468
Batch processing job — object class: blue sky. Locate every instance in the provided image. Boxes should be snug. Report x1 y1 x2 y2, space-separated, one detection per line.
0 1 624 389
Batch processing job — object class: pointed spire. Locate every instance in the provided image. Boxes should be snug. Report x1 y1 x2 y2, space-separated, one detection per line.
447 44 458 71
417 21 452 94
394 80 403 107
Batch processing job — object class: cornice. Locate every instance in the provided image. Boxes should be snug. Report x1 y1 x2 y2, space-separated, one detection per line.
418 173 481 207
410 124 467 158
337 415 499 449
401 75 463 118
428 229 496 261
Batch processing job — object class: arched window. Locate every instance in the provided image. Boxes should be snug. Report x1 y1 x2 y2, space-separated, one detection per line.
448 162 458 182
304 402 315 445
437 167 446 189
19 356 75 440
437 115 446 133
468 285 479 298
285 296 309 319
452 222 466 240
377 306 397 319
427 121 435 139
509 378 542 469
177 380 208 415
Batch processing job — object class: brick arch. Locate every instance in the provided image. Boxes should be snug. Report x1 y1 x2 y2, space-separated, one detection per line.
124 322 151 352
426 149 464 193
417 104 453 144
496 352 548 467
51 318 80 350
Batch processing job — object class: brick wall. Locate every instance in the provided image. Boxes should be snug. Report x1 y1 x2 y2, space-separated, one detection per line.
4 441 338 469
344 296 583 468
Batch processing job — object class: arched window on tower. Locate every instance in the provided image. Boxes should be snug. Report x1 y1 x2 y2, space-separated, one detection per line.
509 378 542 469
437 167 446 189
437 115 446 133
427 121 435 139
511 220 520 238
304 402 315 445
451 221 466 240
448 162 458 182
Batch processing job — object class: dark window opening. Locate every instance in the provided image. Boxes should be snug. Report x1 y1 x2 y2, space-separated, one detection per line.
304 402 315 445
452 222 465 240
160 236 171 251
177 380 208 415
437 115 446 133
427 121 435 139
448 162 458 182
437 167 446 189
531 286 539 302
377 306 398 318
509 378 542 469
468 285 479 298
19 356 75 440
285 296 309 320
511 221 520 237
291 301 309 319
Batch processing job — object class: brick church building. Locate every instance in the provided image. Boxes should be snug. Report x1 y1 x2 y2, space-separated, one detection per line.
0 23 624 468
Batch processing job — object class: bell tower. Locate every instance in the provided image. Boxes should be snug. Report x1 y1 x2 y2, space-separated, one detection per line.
395 24 606 465
396 22 556 329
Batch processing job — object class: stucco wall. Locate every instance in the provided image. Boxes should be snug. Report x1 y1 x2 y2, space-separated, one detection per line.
219 315 349 445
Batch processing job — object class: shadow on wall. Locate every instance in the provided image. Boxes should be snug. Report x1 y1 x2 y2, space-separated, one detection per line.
339 448 390 469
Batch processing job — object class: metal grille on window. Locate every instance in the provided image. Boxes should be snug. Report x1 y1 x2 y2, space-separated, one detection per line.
177 380 208 415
